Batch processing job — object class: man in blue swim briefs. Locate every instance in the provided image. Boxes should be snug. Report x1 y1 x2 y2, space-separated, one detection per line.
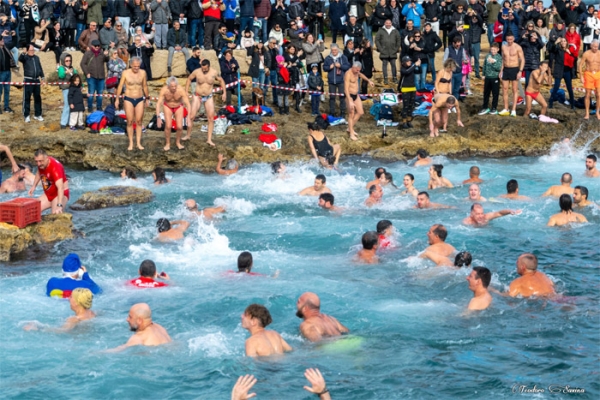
296 292 349 342
185 59 227 147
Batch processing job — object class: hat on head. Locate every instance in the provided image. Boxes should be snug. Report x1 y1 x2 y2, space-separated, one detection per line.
62 253 82 273
91 39 101 46
401 55 412 63
311 63 319 69
276 55 285 64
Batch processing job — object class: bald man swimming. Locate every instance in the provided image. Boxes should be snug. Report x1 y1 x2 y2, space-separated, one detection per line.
107 303 172 352
541 173 574 197
492 253 555 298
463 203 521 226
296 292 349 342
184 199 226 220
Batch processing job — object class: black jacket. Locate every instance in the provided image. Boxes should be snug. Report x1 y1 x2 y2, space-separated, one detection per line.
372 4 392 28
466 13 484 44
68 85 86 112
358 47 373 78
131 4 149 26
345 22 364 43
0 46 16 71
167 27 187 47
61 2 78 30
113 0 132 17
423 0 441 23
423 29 442 57
520 36 544 71
399 63 417 89
440 1 456 29
187 0 204 20
19 52 44 80
347 0 366 21
248 47 271 78
128 44 154 79
219 57 239 84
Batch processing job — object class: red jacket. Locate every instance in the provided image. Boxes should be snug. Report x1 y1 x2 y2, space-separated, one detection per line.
565 30 580 58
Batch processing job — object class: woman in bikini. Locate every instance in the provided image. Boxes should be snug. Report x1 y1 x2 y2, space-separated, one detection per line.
307 120 341 168
435 59 458 95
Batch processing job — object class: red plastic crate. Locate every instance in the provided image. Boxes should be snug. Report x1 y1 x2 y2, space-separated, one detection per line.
0 198 42 228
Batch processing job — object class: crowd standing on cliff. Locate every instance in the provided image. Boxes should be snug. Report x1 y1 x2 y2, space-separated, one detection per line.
0 0 598 143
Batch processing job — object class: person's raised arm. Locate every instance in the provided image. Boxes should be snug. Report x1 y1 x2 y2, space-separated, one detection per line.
216 153 227 175
303 368 331 400
487 209 521 220
231 375 257 400
0 144 19 173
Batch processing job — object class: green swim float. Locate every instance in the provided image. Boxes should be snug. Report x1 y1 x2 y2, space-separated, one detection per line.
320 336 364 353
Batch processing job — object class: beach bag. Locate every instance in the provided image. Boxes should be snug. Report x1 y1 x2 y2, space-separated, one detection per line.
214 116 229 135
86 111 108 132
31 8 40 23
103 104 116 125
378 105 394 121
380 90 399 106
369 102 382 119
105 76 118 89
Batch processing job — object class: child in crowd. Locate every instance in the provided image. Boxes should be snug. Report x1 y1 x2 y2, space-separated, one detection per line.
398 55 420 130
478 42 502 116
307 63 324 116
241 29 255 62
276 55 291 115
67 74 86 131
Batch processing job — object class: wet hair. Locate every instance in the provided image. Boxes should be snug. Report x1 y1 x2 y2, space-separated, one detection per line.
375 167 386 178
574 185 588 200
123 167 137 179
34 149 48 157
244 304 272 327
153 167 167 184
376 220 393 234
432 224 448 241
319 193 334 205
369 184 379 195
418 191 430 198
156 218 171 233
469 166 480 177
362 231 379 250
71 288 93 309
446 96 457 105
454 251 472 267
18 162 33 172
315 174 326 184
237 251 253 272
271 161 284 174
201 59 210 67
470 202 483 212
405 173 415 181
559 193 573 212
561 172 572 183
520 252 538 271
472 267 491 288
226 159 238 170
587 154 597 162
432 164 443 177
506 179 518 194
382 172 398 189
416 149 428 158
139 259 157 277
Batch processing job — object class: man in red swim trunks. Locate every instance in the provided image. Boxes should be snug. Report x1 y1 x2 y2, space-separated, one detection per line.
156 76 192 151
129 260 170 288
523 61 551 120
28 149 69 214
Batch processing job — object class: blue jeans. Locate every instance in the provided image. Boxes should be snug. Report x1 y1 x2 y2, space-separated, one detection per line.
524 69 532 89
0 70 10 109
76 22 86 44
188 18 205 48
487 23 495 49
415 64 428 91
252 71 266 89
311 94 320 114
253 18 268 43
268 71 278 103
61 89 70 126
452 72 462 99
428 55 436 83
471 42 481 77
363 20 372 43
86 77 105 110
238 17 254 45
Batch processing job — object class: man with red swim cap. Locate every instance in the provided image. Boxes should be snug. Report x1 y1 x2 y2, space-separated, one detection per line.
28 149 69 214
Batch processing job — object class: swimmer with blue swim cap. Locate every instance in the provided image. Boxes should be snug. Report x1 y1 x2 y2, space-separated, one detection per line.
296 292 349 342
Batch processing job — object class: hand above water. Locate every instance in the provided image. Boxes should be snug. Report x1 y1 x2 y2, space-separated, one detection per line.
231 375 257 400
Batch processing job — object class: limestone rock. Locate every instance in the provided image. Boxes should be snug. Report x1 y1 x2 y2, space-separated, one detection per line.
0 214 74 262
70 186 154 210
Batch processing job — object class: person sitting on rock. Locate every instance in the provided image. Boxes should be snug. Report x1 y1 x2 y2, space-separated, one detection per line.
166 20 190 75
46 253 102 299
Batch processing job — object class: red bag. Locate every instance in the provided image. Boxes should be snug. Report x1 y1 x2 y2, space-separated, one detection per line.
261 122 277 132
106 76 118 89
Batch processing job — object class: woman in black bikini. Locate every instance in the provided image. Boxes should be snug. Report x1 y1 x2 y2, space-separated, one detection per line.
435 59 458 95
307 119 341 168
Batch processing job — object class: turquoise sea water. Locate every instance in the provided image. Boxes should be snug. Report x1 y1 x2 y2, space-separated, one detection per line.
1 143 599 399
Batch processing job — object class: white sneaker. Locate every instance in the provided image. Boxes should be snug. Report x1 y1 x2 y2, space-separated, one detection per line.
532 100 539 106
201 125 208 132
34 115 44 121
25 116 30 123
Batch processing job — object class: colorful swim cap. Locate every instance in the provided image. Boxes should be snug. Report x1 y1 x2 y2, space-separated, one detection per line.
276 55 285 65
71 288 93 309
62 253 81 273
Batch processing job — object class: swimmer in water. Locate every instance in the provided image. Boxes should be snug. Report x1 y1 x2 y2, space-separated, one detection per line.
185 199 226 220
428 164 454 189
547 194 588 226
401 174 419 197
120 167 137 180
234 251 279 277
415 191 451 209
376 220 395 249
107 303 172 352
242 303 292 357
421 224 456 257
129 259 170 288
271 161 288 178
463 203 522 226
498 179 530 201
466 267 492 310
299 174 332 196
414 149 433 167
318 193 342 212
492 253 555 298
24 288 96 332
296 292 349 342
585 154 599 178
356 231 379 264
462 166 483 184
0 164 28 193
156 218 190 241
365 184 383 207
466 184 486 202
216 153 239 176
379 172 399 190
365 167 386 189
152 167 170 184
421 250 471 268
573 186 592 207
541 172 574 197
